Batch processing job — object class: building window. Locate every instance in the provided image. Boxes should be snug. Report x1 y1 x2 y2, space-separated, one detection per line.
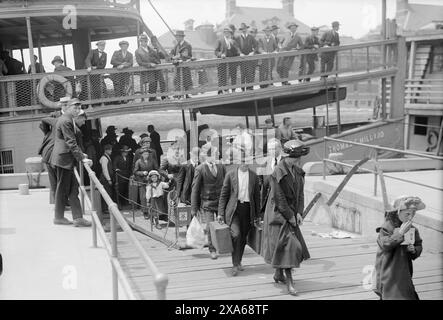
413 116 428 136
0 150 14 174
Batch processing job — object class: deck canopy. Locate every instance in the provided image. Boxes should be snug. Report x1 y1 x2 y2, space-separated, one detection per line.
0 0 144 49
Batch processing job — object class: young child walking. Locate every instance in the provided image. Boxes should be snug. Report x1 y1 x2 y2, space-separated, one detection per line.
373 196 425 300
146 170 169 229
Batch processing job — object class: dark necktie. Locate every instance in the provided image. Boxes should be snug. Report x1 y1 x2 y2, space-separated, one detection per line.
210 163 217 177
274 158 278 166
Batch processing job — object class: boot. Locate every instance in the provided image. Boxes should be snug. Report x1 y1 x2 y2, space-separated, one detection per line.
154 217 162 229
284 269 297 296
273 268 286 284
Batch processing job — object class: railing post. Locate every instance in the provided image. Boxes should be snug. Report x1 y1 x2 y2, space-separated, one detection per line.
90 171 98 248
373 152 378 196
154 273 169 300
79 163 85 215
110 203 119 300
323 138 327 180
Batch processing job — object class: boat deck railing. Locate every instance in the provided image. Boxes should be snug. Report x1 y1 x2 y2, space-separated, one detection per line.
404 79 443 104
322 136 443 209
0 39 399 119
73 161 168 300
0 0 138 10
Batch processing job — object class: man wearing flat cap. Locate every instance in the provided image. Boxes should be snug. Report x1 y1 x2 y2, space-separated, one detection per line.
235 23 259 91
50 98 92 227
301 27 320 82
320 21 341 77
135 34 168 101
277 22 304 85
111 40 134 101
215 27 240 94
170 30 193 98
85 40 108 102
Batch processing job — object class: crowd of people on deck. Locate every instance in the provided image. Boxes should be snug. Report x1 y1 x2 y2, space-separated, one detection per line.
1 21 341 105
38 95 426 299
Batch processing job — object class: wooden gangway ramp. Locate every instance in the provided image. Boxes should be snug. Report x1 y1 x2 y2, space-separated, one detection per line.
116 221 443 300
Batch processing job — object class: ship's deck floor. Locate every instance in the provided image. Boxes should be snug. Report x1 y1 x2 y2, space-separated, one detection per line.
1 187 442 300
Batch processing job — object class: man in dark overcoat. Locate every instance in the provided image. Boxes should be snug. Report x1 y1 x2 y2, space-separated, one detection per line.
50 99 91 227
301 27 320 82
191 146 226 259
85 40 107 101
218 147 260 276
215 28 240 94
147 124 163 165
176 147 199 205
110 40 134 100
235 23 259 91
258 26 279 88
170 30 193 97
320 21 340 77
277 23 304 85
135 34 167 101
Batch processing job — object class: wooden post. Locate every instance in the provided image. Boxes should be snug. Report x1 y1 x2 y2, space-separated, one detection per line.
26 17 36 74
381 0 387 120
335 84 341 134
269 97 275 126
436 117 443 156
181 109 187 132
404 114 410 150
408 41 416 79
62 44 67 67
20 49 25 71
254 100 259 128
390 37 406 119
37 33 43 69
245 116 250 129
189 110 198 152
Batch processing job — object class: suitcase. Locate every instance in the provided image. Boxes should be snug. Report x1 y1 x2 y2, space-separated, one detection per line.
247 222 263 255
209 221 233 254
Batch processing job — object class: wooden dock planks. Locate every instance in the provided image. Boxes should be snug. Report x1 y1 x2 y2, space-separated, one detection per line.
115 221 443 300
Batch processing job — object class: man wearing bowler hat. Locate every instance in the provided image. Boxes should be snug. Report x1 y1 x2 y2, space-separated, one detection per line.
85 40 108 102
110 40 134 101
277 22 304 85
170 30 193 98
301 27 320 82
236 23 259 91
50 98 92 227
215 27 240 94
320 21 341 77
119 127 138 153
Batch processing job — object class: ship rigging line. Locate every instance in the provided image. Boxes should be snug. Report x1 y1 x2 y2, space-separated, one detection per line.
147 0 177 39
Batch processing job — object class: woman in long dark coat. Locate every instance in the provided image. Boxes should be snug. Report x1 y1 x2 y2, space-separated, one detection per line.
262 140 310 296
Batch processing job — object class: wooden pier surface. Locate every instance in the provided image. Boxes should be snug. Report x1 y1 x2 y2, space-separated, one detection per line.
116 216 443 300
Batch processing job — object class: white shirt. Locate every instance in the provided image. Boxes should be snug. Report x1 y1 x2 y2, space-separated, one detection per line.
146 182 169 201
237 168 249 202
224 37 231 49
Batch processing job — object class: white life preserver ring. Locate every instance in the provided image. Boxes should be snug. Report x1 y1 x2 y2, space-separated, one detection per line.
37 74 73 109
427 130 439 150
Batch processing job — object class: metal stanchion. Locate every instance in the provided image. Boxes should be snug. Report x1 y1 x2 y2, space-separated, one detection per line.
90 173 98 248
110 204 118 300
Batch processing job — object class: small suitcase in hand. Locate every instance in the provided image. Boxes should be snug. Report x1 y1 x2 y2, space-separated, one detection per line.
209 221 233 254
247 221 263 255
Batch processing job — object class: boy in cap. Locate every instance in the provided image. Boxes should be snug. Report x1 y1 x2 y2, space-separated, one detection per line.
373 196 425 300
170 30 193 98
215 27 240 94
52 56 75 101
301 27 320 82
110 40 134 101
320 21 340 77
277 23 304 85
85 40 108 102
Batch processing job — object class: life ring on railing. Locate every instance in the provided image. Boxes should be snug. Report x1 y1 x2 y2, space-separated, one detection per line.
427 130 439 150
37 74 73 109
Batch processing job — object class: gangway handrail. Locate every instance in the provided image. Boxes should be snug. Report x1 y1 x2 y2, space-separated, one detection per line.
324 136 443 161
73 161 168 300
322 137 443 204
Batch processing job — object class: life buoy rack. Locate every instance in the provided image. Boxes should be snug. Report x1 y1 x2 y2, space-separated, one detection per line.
427 130 439 150
37 74 73 109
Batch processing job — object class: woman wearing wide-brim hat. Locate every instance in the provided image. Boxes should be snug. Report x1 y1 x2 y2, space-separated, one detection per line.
262 139 310 296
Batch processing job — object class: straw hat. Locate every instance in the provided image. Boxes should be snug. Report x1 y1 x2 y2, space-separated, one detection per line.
283 140 310 158
51 56 64 65
392 196 425 211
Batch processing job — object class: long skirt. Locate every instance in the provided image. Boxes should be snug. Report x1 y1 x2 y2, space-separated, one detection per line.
262 212 310 268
